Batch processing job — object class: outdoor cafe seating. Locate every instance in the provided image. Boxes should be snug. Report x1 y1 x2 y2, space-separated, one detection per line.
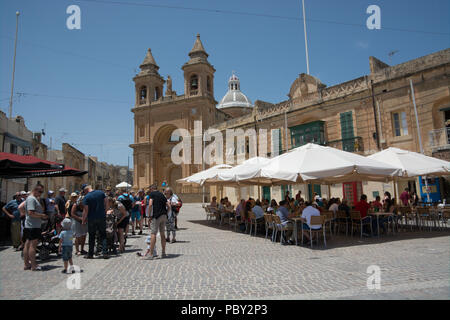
179 144 450 249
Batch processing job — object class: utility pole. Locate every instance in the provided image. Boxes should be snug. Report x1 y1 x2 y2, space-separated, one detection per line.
284 109 289 153
410 78 430 203
9 11 20 119
302 0 310 75
127 155 130 193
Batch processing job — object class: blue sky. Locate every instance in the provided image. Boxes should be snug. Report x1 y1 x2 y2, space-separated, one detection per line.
1 0 449 166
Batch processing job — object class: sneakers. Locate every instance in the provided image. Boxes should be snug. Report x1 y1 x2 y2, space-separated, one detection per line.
161 253 167 259
84 255 94 259
138 230 143 235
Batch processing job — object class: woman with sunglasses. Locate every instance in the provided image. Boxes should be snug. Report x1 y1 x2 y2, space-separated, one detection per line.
23 184 48 271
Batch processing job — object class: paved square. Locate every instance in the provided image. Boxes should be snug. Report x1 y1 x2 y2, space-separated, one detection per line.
0 203 449 300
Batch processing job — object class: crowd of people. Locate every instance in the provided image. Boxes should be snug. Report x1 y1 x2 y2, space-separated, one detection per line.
1 183 182 272
207 188 416 244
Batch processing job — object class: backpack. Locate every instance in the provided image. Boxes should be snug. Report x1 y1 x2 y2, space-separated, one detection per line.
119 194 133 211
172 195 182 213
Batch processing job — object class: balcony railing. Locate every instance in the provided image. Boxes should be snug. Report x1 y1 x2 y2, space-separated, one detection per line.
429 127 450 151
326 136 364 153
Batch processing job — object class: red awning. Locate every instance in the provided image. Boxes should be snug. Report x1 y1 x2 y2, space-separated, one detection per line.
0 152 86 179
0 152 64 170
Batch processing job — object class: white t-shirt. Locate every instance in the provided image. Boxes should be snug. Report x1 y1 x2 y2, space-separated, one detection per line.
301 206 321 230
329 203 339 214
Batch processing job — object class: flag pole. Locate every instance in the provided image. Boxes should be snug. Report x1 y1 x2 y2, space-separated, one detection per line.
302 0 310 75
9 11 20 119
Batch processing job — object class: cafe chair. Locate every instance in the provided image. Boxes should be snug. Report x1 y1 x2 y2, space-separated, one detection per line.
272 215 293 245
307 215 327 249
334 210 349 236
248 211 265 236
263 214 275 241
350 211 373 238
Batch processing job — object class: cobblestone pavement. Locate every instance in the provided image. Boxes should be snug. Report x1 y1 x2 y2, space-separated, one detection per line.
1 203 449 300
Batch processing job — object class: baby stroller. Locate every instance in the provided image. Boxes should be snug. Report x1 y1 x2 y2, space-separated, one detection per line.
20 229 60 261
37 213 61 260
105 211 118 255
37 230 60 260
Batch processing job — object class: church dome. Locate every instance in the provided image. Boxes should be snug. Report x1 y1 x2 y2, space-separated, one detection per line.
217 73 253 109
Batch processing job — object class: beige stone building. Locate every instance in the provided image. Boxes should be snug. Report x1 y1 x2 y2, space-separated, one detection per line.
131 37 450 204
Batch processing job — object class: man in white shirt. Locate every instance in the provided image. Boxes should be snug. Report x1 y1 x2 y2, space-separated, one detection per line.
300 202 322 243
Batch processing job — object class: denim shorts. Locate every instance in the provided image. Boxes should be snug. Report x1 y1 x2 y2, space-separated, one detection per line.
131 210 141 221
62 245 73 261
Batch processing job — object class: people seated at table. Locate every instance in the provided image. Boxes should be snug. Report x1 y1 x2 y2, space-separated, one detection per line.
322 198 328 209
267 199 278 213
328 198 340 216
251 200 265 219
338 199 350 218
242 199 253 222
354 194 372 236
383 191 392 208
235 199 245 221
372 196 383 212
300 201 322 244
209 196 218 212
288 198 297 212
275 200 296 245
261 199 269 212
224 197 234 213
376 197 399 235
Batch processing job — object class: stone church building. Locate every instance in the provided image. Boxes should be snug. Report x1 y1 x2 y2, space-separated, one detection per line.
131 34 450 204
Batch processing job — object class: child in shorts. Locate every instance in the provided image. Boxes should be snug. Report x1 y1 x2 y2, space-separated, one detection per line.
58 218 74 274
136 236 157 259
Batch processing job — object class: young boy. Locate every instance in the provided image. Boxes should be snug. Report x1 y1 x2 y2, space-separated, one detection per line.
58 218 74 273
136 236 158 259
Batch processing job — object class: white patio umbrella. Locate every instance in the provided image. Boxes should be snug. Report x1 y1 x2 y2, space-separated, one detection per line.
115 181 132 188
255 143 402 184
367 147 450 177
368 147 450 202
176 164 232 186
210 157 272 185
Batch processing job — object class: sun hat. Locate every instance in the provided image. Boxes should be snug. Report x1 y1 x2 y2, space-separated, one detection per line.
70 192 77 197
59 188 67 192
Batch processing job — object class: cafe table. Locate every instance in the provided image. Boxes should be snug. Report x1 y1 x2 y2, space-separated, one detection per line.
289 217 304 245
368 211 394 237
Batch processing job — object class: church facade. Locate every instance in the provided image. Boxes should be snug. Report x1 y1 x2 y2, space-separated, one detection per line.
131 35 450 203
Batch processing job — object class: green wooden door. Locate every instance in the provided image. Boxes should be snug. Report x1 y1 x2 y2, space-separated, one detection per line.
340 111 355 152
262 186 271 202
307 184 321 201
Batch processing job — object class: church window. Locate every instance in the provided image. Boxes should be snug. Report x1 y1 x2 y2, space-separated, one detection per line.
207 76 211 92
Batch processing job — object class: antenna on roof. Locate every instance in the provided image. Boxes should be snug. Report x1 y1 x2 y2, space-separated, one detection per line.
388 50 399 64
